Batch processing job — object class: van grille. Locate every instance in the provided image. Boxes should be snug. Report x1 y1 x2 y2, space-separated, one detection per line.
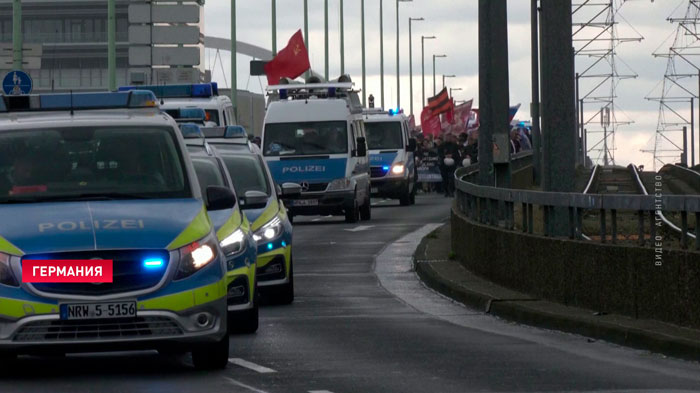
13 317 183 342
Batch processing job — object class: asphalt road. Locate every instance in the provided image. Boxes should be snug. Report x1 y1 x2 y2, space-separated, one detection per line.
2 194 700 393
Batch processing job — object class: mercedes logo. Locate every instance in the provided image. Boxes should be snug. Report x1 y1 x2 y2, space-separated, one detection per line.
300 181 310 192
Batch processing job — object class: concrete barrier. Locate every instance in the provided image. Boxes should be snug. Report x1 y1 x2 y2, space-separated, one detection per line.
452 207 700 329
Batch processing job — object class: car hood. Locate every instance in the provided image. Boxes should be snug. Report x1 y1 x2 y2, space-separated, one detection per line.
0 199 205 255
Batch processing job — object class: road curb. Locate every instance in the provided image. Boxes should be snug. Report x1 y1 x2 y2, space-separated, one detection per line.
414 225 700 362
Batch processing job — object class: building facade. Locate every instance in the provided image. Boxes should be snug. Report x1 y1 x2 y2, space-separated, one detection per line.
0 0 205 93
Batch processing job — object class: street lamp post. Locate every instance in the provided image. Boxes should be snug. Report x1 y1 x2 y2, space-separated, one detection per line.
107 0 115 90
396 0 412 110
408 17 424 117
380 0 384 108
231 0 237 118
421 36 436 108
325 0 329 80
442 74 455 89
304 0 309 79
433 54 447 95
340 0 345 76
271 0 277 55
361 0 366 106
450 87 462 98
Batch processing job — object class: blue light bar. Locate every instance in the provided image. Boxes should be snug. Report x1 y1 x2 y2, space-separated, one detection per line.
180 123 205 139
224 125 248 139
0 91 158 113
118 83 215 99
143 258 164 269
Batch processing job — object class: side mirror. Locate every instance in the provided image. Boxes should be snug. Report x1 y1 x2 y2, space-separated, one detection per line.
407 138 417 152
206 186 237 211
280 182 302 199
242 190 269 209
275 183 282 198
356 137 367 157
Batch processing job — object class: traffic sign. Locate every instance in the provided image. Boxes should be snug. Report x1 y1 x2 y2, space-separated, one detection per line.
2 70 33 95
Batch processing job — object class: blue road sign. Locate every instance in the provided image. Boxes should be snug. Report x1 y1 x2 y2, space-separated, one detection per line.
2 70 33 95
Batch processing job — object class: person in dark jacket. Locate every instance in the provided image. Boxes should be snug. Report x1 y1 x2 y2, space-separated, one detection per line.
438 133 462 197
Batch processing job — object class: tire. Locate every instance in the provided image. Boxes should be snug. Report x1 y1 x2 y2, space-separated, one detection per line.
345 200 360 223
191 334 229 370
360 192 372 221
229 285 259 334
288 213 294 225
409 182 417 205
276 259 294 305
399 183 411 206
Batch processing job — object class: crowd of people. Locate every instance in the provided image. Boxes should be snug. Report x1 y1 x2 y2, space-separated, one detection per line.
414 124 533 197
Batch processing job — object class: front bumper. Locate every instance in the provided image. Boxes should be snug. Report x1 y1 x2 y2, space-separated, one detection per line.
287 189 355 216
256 245 292 288
371 176 408 198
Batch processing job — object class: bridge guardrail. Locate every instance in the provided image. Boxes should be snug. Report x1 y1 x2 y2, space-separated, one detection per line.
454 155 700 250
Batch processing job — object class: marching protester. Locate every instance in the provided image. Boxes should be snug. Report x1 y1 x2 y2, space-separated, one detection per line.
438 133 462 197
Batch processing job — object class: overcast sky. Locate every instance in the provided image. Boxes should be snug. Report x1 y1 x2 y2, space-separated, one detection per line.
202 0 695 169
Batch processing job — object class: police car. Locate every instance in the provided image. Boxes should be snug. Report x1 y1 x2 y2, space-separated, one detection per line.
119 83 236 128
262 76 372 223
0 91 231 369
203 126 298 304
363 108 417 205
179 124 259 332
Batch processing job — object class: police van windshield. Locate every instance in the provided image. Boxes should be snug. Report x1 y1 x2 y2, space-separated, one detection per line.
221 155 271 197
0 127 189 203
263 121 347 156
365 121 403 150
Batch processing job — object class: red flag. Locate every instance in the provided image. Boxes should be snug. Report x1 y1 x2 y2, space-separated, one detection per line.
421 106 442 136
264 30 310 85
455 99 473 125
446 98 456 124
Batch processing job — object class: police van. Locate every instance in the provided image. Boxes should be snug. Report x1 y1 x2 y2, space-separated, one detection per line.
203 126 298 304
262 77 372 223
119 83 236 128
0 91 232 369
363 108 417 205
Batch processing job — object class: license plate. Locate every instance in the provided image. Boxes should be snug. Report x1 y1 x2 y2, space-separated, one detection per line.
371 187 379 193
60 301 137 320
292 199 319 207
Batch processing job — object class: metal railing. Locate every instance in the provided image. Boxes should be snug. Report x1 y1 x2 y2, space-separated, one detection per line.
454 156 700 250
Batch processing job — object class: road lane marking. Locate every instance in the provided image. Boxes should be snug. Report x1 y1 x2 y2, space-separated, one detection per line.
309 391 335 393
228 358 277 373
344 225 374 232
223 377 271 393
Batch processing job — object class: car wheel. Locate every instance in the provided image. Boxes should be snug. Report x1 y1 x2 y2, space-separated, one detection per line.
399 183 411 206
360 192 372 221
409 182 417 205
276 259 294 305
345 200 360 223
229 285 259 334
191 334 229 370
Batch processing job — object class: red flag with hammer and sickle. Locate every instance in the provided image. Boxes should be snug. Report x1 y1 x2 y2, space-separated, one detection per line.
264 30 311 85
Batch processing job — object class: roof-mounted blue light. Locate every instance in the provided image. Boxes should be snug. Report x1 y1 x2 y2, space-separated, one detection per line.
118 83 216 99
180 123 205 139
224 125 248 139
0 91 158 113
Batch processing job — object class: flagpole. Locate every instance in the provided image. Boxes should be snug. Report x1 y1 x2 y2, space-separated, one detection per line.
271 0 277 55
304 0 309 80
340 0 345 76
231 0 237 119
380 0 384 109
324 0 329 81
361 0 366 106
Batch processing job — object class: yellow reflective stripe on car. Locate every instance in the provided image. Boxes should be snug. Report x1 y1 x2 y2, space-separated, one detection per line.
138 280 227 312
251 199 280 232
0 298 56 319
167 207 212 251
256 244 291 268
0 235 23 256
216 208 242 241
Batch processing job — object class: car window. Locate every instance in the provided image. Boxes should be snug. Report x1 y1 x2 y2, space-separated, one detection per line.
263 121 348 156
0 126 189 202
191 157 227 198
365 122 404 150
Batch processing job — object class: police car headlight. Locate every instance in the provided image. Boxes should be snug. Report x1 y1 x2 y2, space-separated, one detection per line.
391 163 406 175
220 228 247 257
253 217 282 242
328 178 352 191
175 234 219 280
0 252 18 287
